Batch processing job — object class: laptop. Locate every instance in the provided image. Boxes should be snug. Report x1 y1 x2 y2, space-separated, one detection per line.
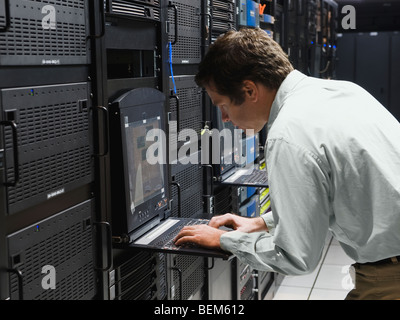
209 108 269 188
219 164 269 188
122 217 232 260
109 87 232 260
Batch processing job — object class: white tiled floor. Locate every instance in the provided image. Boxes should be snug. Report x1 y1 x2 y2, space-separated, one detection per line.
272 234 355 300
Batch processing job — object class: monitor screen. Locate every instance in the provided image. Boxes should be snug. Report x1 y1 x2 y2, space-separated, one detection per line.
125 116 165 213
109 87 169 238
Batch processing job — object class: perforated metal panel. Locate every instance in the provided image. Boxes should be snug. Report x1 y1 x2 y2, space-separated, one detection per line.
1 82 94 215
169 75 202 149
7 199 96 300
168 0 201 64
170 161 204 219
169 254 204 300
0 0 90 65
214 186 233 215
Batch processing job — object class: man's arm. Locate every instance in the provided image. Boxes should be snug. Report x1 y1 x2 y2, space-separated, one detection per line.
174 214 268 249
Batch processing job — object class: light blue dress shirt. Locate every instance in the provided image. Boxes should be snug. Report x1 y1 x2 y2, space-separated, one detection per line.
220 70 400 275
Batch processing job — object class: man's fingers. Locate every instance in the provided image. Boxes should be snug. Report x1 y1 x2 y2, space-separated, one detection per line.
174 224 226 249
174 226 198 242
174 235 196 246
209 213 235 229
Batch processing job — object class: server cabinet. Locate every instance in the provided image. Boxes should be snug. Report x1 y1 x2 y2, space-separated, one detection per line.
0 0 91 66
336 31 400 121
355 33 390 108
0 83 94 216
167 254 205 300
110 250 167 300
168 0 202 66
170 152 205 220
7 199 96 300
166 0 208 301
0 0 100 300
95 0 170 301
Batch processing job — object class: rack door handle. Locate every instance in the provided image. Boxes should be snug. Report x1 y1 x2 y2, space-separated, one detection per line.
1 120 19 187
7 268 23 300
87 0 105 40
168 2 178 45
93 106 109 157
94 221 113 272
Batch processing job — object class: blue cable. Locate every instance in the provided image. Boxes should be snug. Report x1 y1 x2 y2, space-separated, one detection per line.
169 42 177 94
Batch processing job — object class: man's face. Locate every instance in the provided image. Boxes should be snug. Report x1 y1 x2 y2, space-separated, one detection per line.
204 81 275 133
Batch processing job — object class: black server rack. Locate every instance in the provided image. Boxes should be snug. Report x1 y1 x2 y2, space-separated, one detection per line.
167 253 205 300
0 0 100 300
7 200 96 300
168 76 203 153
0 0 91 66
210 0 236 43
170 151 205 220
296 0 307 73
99 0 170 300
1 83 93 216
166 0 208 300
254 269 275 300
272 0 284 47
110 250 167 300
306 0 320 77
214 185 233 216
232 258 256 300
282 0 298 68
319 0 338 79
168 0 202 66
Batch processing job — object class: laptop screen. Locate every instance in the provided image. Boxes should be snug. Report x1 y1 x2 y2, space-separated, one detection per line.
125 116 165 212
109 87 169 239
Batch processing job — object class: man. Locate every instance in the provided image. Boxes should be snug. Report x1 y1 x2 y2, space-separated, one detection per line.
174 28 400 300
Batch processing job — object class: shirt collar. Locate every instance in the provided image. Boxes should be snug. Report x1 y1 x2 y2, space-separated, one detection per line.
267 70 307 133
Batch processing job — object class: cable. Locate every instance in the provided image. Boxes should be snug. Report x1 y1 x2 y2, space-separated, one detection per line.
169 41 177 94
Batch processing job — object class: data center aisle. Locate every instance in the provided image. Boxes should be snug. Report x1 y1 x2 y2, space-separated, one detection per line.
272 234 355 300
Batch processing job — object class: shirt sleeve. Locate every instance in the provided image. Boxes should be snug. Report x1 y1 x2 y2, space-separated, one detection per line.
220 138 331 275
261 211 275 235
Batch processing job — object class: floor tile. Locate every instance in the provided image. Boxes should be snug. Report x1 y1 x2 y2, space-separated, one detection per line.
314 264 355 291
308 288 350 300
273 286 311 300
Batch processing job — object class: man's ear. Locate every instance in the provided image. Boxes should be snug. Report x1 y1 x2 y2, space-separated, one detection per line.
242 80 258 102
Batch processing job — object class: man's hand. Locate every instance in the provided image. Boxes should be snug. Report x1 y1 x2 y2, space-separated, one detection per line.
209 213 268 233
174 213 268 249
174 224 227 249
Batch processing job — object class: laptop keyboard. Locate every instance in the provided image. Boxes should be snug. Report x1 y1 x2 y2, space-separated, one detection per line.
239 169 268 185
152 219 209 250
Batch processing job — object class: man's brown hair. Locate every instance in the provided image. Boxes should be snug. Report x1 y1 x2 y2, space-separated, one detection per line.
195 28 294 105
